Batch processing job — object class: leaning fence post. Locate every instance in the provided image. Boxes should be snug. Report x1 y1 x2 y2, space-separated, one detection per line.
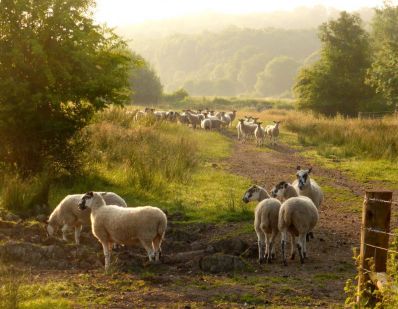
357 191 392 304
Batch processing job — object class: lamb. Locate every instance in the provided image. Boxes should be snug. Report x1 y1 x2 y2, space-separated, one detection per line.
254 122 266 147
271 181 318 265
46 192 127 245
292 166 324 209
266 121 281 145
78 191 167 271
242 185 281 263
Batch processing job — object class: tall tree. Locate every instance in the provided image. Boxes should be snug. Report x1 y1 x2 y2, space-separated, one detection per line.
366 3 398 108
130 54 163 104
0 0 133 175
294 12 375 116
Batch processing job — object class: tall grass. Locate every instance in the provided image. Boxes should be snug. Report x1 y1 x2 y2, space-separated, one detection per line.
248 109 398 160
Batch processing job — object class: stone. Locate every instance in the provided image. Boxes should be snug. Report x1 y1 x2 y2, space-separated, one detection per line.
212 238 249 255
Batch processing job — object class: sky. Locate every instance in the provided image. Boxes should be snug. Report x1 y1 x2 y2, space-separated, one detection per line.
94 0 388 27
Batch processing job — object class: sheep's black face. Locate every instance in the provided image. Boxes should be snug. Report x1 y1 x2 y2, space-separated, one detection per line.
296 168 312 190
242 185 260 203
78 191 94 210
271 181 287 198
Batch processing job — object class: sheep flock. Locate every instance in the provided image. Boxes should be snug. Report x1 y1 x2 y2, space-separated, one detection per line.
45 106 324 270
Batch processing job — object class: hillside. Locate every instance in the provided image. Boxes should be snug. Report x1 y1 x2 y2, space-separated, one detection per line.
119 6 374 97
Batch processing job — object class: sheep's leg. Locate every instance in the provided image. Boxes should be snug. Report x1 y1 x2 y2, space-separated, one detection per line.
290 234 296 260
74 225 82 245
280 231 288 266
152 234 163 263
302 234 308 259
257 233 266 264
102 242 111 271
265 233 272 263
296 235 305 264
61 224 71 242
140 239 155 262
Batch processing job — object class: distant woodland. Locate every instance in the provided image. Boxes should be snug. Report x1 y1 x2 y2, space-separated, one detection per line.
119 6 374 97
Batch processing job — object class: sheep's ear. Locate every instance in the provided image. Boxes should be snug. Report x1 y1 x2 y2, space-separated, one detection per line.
296 165 301 171
308 167 313 174
283 183 289 188
87 191 94 197
273 121 276 123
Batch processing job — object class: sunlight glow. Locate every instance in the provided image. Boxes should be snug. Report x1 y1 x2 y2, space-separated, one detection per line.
94 0 386 27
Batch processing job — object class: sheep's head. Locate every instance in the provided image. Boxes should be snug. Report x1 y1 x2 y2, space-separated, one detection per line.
296 166 312 190
46 222 55 237
78 191 94 210
242 185 262 203
271 181 288 198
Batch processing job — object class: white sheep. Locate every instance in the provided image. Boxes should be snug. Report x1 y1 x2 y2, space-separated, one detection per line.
175 112 189 126
254 122 266 147
292 166 324 209
220 112 231 127
201 113 212 130
242 185 281 263
236 119 257 142
271 181 318 265
78 191 167 271
266 121 281 145
46 192 127 245
186 111 203 129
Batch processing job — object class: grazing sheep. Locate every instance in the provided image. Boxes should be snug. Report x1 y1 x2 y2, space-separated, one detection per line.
242 185 281 263
271 181 318 265
292 166 324 209
78 191 167 271
209 118 225 130
46 192 127 245
266 121 281 145
254 122 266 147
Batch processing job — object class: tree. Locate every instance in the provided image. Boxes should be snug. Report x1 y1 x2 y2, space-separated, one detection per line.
294 12 375 116
237 53 271 92
255 56 299 97
0 0 133 175
366 3 398 108
130 54 163 104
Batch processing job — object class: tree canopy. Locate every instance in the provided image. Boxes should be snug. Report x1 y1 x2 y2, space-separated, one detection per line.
130 53 163 104
294 12 376 116
0 0 133 175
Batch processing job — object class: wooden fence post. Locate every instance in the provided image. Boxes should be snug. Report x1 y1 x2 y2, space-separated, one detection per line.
357 191 392 304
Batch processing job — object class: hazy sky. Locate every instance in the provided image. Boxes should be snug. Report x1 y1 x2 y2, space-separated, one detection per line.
94 0 387 26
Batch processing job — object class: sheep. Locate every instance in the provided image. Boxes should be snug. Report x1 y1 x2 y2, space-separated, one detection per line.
266 121 281 145
292 166 324 210
226 110 237 126
242 185 281 263
201 113 212 130
254 122 266 147
186 110 203 129
236 119 257 142
271 181 318 265
220 112 231 127
46 192 127 245
175 111 189 126
209 118 225 130
78 191 167 271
